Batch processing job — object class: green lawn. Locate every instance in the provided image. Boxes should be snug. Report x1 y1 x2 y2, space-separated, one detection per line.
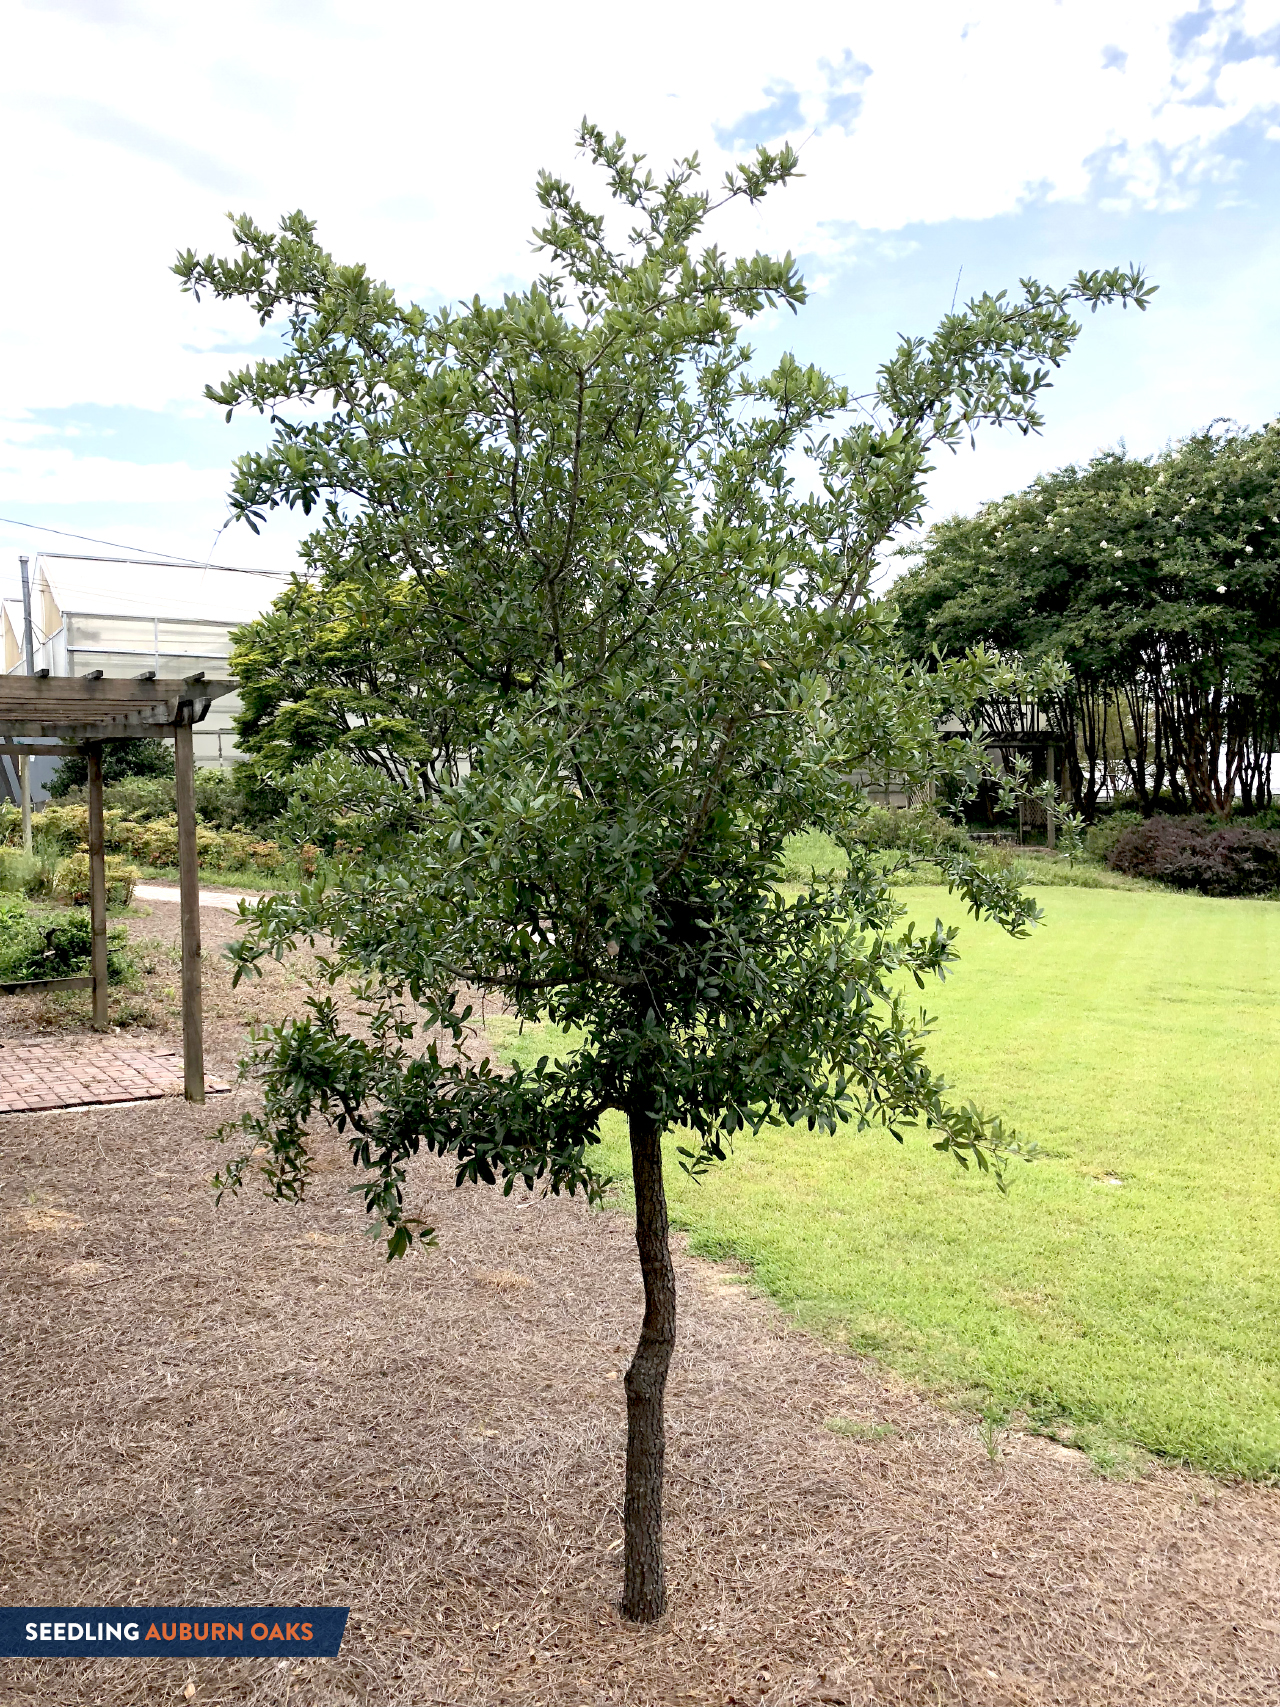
485 886 1280 1479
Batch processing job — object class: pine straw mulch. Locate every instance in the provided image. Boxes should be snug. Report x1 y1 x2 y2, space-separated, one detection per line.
1 897 1278 1706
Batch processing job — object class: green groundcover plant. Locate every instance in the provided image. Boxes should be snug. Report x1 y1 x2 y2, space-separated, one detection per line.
179 126 1150 1620
0 894 131 984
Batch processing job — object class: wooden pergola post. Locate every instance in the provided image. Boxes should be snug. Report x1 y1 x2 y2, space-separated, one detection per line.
1046 744 1057 852
86 742 110 1030
19 754 32 855
173 715 205 1104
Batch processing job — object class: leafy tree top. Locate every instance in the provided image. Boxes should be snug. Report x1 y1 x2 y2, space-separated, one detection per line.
892 423 1280 697
176 124 1151 1250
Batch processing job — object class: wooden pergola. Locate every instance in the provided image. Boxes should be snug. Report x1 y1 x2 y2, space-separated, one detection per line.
0 674 234 1103
958 699 1064 849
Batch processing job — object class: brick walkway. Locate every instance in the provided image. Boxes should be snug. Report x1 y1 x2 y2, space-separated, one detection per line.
0 1041 229 1114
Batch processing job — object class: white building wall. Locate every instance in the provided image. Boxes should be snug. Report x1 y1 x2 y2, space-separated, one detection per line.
2 555 285 800
57 612 246 771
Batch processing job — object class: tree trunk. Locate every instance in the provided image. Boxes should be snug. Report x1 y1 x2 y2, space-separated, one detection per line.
622 1093 676 1623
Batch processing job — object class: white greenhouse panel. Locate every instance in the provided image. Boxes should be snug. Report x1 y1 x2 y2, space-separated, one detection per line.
65 614 156 652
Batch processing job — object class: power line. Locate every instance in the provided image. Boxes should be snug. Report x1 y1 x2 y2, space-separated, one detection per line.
0 515 291 576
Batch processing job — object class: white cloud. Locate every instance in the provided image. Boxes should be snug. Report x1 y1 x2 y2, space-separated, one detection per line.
0 443 226 506
0 0 1278 585
5 1 1279 346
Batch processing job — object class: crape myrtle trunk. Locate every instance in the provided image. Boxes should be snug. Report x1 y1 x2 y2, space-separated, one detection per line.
622 1091 676 1623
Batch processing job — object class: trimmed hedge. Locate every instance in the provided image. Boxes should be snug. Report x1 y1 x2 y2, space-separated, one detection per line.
1109 817 1280 896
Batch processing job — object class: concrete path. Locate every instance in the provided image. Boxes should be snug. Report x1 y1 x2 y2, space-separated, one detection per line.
134 883 263 913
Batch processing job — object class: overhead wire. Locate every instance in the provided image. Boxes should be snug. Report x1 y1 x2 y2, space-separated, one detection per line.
0 515 291 576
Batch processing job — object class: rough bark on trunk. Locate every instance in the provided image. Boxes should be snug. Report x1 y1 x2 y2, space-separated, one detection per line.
622 1093 676 1623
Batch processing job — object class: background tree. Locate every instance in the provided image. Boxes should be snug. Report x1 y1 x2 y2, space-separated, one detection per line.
178 125 1150 1621
892 425 1280 817
48 736 175 797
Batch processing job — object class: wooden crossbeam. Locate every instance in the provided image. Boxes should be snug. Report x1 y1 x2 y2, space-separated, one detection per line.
0 976 95 995
0 676 234 739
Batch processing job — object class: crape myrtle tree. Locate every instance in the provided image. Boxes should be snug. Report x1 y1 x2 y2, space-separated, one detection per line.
177 126 1150 1622
892 426 1280 818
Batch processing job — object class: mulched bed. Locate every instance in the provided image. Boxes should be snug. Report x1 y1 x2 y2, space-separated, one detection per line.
0 897 1277 1705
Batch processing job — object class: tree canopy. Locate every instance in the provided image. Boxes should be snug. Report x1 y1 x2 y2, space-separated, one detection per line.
178 123 1150 1621
48 736 175 797
892 424 1280 817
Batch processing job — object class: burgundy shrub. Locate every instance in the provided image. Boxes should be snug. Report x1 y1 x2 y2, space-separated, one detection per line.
1109 817 1280 896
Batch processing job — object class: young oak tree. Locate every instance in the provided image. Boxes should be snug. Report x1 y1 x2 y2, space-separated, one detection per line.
178 127 1151 1623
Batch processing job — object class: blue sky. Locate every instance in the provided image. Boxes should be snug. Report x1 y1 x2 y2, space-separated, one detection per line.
2 0 1279 606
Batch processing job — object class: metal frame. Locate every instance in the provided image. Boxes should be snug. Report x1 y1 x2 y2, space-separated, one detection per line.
0 674 234 1103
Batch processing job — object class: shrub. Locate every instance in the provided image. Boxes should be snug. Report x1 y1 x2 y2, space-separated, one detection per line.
271 752 419 854
0 896 132 984
2 785 314 880
97 776 176 822
191 766 249 828
1099 791 1196 820
779 809 972 881
30 803 89 850
0 848 40 895
52 853 139 908
0 895 46 978
853 804 972 857
2 806 292 878
1109 817 1280 896
47 761 278 831
1083 811 1143 864
212 759 290 830
106 816 180 865
213 831 287 872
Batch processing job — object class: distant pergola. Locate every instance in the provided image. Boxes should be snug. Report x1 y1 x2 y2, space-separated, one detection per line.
962 698 1064 849
0 674 234 1103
